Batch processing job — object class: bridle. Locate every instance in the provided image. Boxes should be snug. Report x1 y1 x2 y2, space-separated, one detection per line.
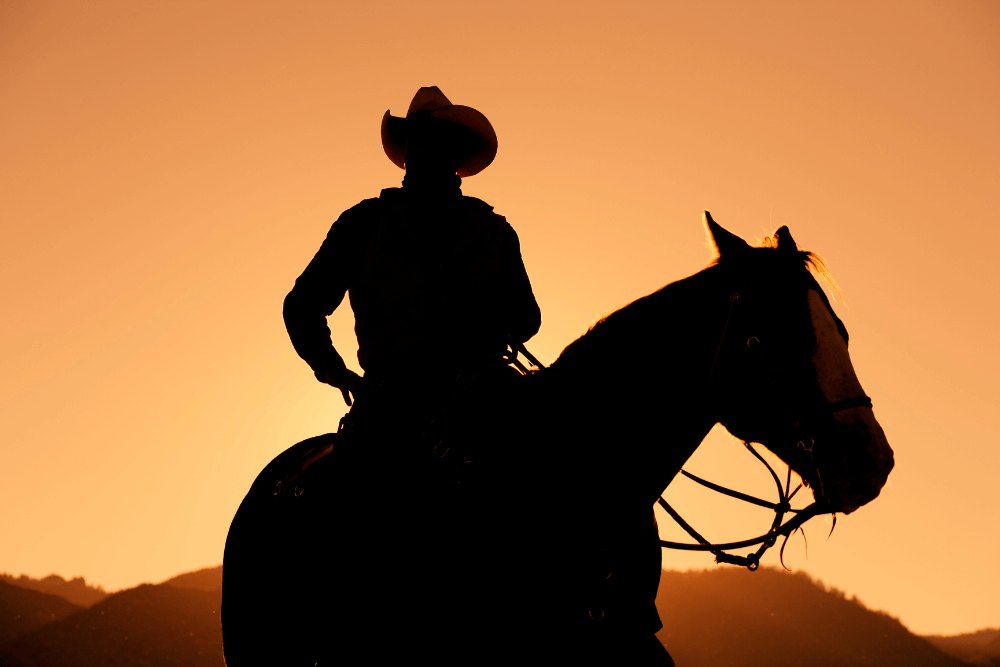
654 286 872 570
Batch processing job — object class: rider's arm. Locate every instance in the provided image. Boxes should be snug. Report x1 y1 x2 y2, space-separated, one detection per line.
501 222 542 344
282 199 376 387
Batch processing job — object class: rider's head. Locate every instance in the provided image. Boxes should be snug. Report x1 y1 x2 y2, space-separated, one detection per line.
382 86 498 178
402 116 477 176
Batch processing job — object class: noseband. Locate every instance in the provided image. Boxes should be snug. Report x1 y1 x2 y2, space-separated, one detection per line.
657 289 872 570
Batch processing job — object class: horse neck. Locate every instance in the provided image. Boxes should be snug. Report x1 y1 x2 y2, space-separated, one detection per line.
548 267 731 497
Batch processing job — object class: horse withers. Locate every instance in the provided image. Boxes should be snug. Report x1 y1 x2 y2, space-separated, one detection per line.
222 212 893 665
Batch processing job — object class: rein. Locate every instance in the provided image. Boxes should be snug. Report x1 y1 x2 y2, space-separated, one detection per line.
658 446 824 570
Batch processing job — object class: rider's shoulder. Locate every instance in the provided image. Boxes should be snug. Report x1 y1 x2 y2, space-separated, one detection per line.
460 195 510 226
460 194 496 214
328 196 384 234
377 187 404 203
341 195 384 217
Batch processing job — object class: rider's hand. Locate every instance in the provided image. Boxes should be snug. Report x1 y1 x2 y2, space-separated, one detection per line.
318 368 366 407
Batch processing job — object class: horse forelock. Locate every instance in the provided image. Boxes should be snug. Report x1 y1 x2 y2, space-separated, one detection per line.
713 235 849 346
754 232 843 303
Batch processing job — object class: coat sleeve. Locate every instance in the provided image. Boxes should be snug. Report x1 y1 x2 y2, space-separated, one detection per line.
501 221 542 344
282 199 376 380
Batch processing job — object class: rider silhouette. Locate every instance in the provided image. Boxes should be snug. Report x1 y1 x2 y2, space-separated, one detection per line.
279 87 542 662
283 86 541 406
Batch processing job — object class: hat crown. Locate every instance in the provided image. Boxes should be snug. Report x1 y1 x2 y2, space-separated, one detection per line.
382 86 498 176
406 86 453 117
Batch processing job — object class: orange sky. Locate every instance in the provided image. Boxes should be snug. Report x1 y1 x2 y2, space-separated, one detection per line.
1 0 997 636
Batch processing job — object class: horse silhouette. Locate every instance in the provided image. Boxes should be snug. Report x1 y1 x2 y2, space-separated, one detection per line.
221 213 894 665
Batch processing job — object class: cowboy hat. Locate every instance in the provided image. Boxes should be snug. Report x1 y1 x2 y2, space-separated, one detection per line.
381 86 498 177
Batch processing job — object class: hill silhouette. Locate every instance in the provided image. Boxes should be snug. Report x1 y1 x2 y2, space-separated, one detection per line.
0 574 106 609
0 583 222 667
160 566 221 593
0 564 987 666
925 628 1000 666
656 567 970 666
0 581 82 646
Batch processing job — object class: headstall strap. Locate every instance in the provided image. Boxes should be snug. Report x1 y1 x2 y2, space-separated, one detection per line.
706 290 742 386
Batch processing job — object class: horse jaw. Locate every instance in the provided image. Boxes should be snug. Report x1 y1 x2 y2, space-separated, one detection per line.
808 290 895 513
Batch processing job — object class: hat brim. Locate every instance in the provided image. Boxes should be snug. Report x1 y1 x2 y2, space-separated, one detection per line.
380 105 498 177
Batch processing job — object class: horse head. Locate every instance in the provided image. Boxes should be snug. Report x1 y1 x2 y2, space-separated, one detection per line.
704 212 894 514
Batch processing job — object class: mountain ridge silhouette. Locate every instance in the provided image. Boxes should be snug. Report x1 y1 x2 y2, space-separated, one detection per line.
925 628 1000 666
160 566 221 593
0 583 222 667
0 581 82 647
0 574 106 609
655 567 973 666
0 564 991 666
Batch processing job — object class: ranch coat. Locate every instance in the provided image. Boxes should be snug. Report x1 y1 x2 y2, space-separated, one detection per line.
283 180 541 381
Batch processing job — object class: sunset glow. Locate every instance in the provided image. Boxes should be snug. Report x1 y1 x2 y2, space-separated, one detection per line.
1 0 998 636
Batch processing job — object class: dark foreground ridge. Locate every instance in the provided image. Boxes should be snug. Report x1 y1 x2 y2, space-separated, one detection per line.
0 582 82 646
0 565 988 666
0 573 223 667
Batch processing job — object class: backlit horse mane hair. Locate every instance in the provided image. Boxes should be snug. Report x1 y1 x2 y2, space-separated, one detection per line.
554 227 846 369
757 232 843 302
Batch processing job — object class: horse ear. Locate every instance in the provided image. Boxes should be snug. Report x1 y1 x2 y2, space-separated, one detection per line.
774 225 798 253
705 211 750 258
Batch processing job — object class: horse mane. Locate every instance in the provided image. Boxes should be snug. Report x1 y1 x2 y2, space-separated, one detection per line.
550 277 693 373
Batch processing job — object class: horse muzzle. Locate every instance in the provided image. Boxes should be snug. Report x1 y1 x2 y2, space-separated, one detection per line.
816 407 894 514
